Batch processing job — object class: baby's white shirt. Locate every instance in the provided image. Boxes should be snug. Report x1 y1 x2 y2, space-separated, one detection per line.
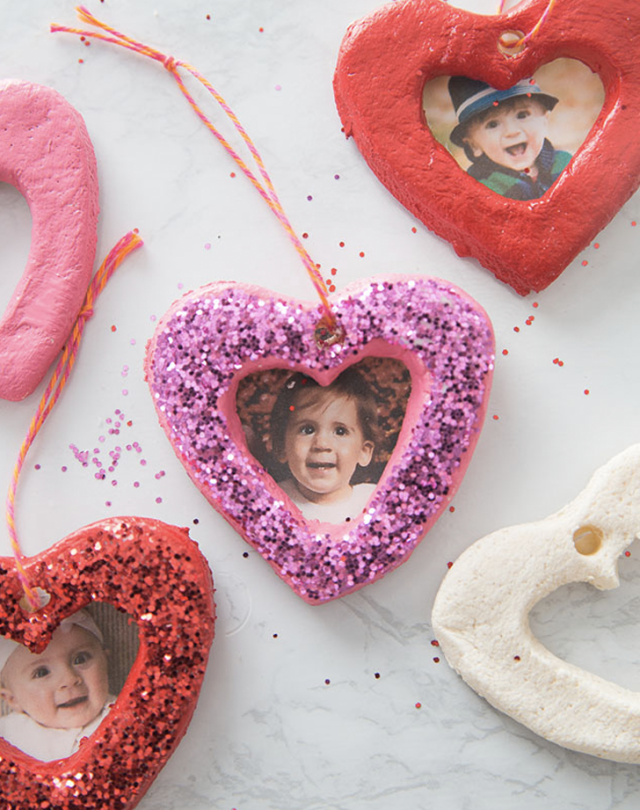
279 480 376 524
0 696 115 762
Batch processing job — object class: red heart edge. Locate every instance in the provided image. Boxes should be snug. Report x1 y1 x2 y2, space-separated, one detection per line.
0 516 215 810
334 0 640 294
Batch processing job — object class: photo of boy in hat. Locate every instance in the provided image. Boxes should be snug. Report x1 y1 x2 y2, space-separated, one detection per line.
447 76 572 201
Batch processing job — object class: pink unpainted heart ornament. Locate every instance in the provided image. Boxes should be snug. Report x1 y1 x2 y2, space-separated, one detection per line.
0 79 99 401
334 0 640 295
145 275 494 604
0 516 215 810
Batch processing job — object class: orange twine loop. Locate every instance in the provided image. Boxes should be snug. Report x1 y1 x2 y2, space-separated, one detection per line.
52 6 338 336
498 0 556 52
5 231 143 611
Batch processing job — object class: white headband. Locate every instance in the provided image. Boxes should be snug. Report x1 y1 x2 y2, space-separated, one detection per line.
0 609 103 675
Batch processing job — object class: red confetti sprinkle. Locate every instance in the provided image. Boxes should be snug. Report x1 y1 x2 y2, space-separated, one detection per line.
514 655 521 661
492 414 499 420
532 302 539 308
594 242 600 249
411 227 417 233
415 702 422 709
632 221 637 227
329 285 336 293
331 267 337 276
302 232 309 239
374 672 381 679
111 325 117 332
584 389 590 395
433 657 440 663
259 27 264 32
502 349 508 356
431 640 440 647
339 241 345 247
325 678 331 685
359 251 365 258
449 506 455 513
582 260 589 266
447 561 453 569
625 550 631 557
513 326 520 332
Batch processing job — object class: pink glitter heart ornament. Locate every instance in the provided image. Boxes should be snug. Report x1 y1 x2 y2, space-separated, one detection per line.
145 276 494 603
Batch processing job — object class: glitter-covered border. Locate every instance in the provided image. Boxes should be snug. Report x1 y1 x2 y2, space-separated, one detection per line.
146 275 494 603
0 517 215 810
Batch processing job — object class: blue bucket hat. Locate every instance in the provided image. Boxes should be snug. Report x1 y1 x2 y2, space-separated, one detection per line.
448 76 558 147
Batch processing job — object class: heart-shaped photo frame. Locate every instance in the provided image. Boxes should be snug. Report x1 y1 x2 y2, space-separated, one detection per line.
0 79 99 401
145 275 494 604
0 516 215 810
334 0 640 294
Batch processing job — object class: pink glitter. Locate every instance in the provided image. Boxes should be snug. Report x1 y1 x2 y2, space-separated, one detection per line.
146 276 494 603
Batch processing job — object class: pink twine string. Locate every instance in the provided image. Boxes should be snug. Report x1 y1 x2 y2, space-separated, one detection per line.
6 231 143 610
52 6 337 332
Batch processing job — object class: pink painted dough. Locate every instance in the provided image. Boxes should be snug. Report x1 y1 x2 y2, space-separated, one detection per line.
0 80 99 401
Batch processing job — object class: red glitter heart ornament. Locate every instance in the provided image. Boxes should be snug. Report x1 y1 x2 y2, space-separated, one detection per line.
145 276 494 604
0 516 215 810
334 0 640 294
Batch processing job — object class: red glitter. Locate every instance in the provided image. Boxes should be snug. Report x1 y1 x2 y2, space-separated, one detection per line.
415 702 422 709
431 639 439 647
111 325 117 332
447 561 453 569
513 326 520 332
302 232 309 239
532 302 539 308
230 171 236 178
359 251 365 258
625 550 631 557
325 678 331 685
259 26 264 32
449 506 455 513
339 241 345 247
502 349 508 356
584 389 590 395
411 227 417 233
632 221 637 227
433 657 440 663
514 655 521 661
582 260 589 266
331 267 337 276
329 285 336 293
0 517 215 810
492 414 499 420
594 242 600 249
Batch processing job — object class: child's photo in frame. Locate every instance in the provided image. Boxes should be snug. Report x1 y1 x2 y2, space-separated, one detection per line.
0 603 139 762
422 59 604 201
236 358 412 525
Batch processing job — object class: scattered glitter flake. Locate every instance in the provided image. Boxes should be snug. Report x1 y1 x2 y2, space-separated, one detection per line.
594 242 600 249
411 227 417 233
433 657 440 663
272 633 278 639
334 174 340 180
302 232 309 239
122 389 129 396
584 389 590 395
514 655 521 661
632 221 637 227
111 325 117 332
582 260 589 267
325 678 331 685
625 550 631 557
331 267 337 276
359 251 365 258
275 84 282 91
78 58 84 64
339 241 345 247
230 171 236 178
449 506 455 513
431 640 440 647
415 702 422 709
206 13 211 20
242 551 249 558
374 672 381 679
121 365 129 377
532 301 539 308
492 414 499 421
525 316 534 326
552 358 565 367
204 242 212 250
193 518 200 525
307 195 313 201
447 562 454 569
34 464 41 471
155 497 163 504
513 326 520 333
130 338 136 346
61 466 67 473
150 314 157 322
178 282 184 290
502 349 508 356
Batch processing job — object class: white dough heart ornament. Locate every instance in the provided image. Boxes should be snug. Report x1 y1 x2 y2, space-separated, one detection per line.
432 444 640 763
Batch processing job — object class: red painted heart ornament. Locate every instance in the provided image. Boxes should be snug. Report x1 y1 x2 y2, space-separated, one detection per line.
0 80 99 401
334 0 640 295
0 517 215 810
145 276 494 604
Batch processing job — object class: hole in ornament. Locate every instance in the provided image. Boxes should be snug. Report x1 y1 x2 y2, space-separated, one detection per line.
236 357 412 524
530 540 640 691
0 602 139 762
497 30 526 56
314 320 346 350
573 524 604 555
422 59 605 201
18 588 51 614
0 181 32 317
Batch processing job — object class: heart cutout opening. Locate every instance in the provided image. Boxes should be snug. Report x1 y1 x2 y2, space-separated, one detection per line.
235 357 412 525
0 181 32 317
0 602 139 763
422 58 605 201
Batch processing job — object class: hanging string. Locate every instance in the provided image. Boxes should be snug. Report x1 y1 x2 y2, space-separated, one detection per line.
497 0 557 50
6 231 143 611
52 7 338 334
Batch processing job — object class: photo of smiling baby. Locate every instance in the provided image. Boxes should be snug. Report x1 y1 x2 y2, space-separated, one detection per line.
422 59 605 202
236 358 411 526
270 368 379 524
0 606 138 762
448 76 570 200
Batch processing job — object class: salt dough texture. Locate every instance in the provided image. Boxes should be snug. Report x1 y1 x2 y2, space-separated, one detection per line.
432 444 640 763
0 79 99 401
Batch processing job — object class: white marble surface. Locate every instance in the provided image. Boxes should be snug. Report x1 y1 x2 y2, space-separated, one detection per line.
1 0 640 808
